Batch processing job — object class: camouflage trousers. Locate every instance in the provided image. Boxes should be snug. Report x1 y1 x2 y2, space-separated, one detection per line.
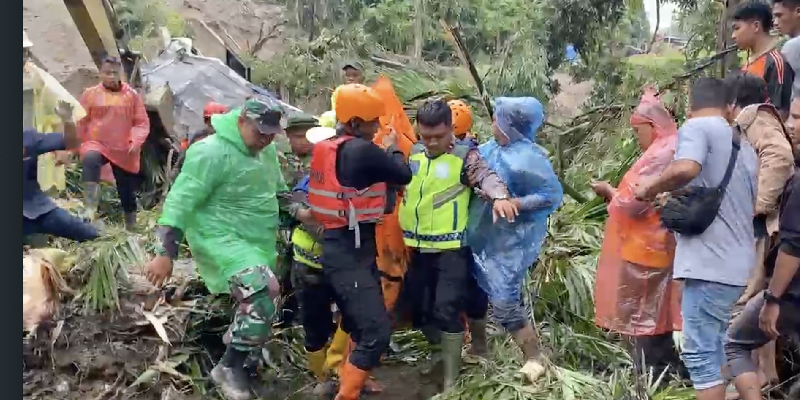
222 265 281 352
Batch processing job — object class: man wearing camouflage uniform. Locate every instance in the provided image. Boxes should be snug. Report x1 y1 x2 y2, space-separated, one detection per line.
145 99 287 400
275 113 319 327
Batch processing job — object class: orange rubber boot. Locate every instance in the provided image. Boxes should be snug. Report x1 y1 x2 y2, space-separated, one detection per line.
335 361 369 400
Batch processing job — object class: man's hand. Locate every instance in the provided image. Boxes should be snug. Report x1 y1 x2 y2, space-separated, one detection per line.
145 255 174 287
382 128 398 149
54 101 74 122
633 182 653 201
654 192 671 209
492 199 519 223
590 181 615 201
54 151 72 166
758 302 780 339
296 209 316 225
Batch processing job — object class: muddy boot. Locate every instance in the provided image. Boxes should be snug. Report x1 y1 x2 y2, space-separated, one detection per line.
440 332 464 391
124 212 136 231
465 319 489 358
420 326 443 376
511 324 547 383
211 348 254 400
335 361 368 400
83 182 99 222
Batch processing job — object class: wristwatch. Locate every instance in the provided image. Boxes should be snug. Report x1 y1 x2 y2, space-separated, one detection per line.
763 290 782 305
492 194 509 202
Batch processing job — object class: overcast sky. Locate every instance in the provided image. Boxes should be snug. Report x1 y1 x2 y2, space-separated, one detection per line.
644 0 677 32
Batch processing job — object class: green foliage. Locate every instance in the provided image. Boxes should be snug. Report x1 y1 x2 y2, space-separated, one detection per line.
257 0 631 110
113 0 189 54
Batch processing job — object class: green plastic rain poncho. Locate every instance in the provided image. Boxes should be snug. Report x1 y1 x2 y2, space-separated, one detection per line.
158 109 287 294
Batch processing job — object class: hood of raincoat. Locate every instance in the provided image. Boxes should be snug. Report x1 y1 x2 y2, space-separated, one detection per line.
210 109 251 155
158 108 285 294
467 96 563 304
494 96 544 144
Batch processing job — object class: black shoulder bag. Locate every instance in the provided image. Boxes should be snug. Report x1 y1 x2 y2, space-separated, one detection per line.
660 125 742 236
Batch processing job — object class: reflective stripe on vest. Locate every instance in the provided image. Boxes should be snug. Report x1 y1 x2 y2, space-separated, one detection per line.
398 143 471 250
307 136 388 248
291 226 323 269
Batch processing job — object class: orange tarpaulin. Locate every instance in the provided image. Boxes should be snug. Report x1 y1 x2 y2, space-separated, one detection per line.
371 75 416 311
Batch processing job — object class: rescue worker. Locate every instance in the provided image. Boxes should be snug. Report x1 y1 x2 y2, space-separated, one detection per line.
306 83 412 400
287 130 333 388
172 102 228 181
331 61 366 110
144 99 286 400
447 99 490 358
276 112 320 328
304 112 358 394
78 56 150 230
449 99 479 148
400 98 518 390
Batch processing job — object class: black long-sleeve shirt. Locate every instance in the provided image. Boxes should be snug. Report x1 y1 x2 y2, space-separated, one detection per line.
335 137 412 189
765 164 800 298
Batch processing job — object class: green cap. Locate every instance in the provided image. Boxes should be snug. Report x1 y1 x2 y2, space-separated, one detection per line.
341 60 364 71
243 98 285 135
286 112 319 129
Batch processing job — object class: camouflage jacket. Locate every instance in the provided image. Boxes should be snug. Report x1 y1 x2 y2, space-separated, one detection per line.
274 135 311 267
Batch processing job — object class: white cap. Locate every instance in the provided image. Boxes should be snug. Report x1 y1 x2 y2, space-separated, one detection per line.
23 30 33 48
306 126 337 144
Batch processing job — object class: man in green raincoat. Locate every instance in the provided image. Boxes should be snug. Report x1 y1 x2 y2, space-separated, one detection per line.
275 112 318 327
145 99 287 400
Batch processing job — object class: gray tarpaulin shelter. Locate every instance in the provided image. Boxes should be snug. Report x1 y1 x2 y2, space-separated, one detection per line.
140 40 303 140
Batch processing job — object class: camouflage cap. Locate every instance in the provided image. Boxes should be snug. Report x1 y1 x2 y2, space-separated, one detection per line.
286 112 319 129
243 98 285 135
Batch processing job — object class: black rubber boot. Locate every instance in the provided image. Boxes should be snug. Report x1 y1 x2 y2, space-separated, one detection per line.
211 348 254 400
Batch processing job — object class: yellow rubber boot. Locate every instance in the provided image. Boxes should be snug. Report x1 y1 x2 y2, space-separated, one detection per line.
307 347 328 381
325 325 350 376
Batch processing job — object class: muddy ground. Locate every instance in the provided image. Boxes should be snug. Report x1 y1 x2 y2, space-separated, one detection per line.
23 312 439 400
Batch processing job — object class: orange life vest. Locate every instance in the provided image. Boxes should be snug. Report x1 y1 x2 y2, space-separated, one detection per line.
308 136 387 235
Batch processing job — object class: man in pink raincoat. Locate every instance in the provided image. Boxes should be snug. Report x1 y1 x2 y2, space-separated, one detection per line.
78 56 150 230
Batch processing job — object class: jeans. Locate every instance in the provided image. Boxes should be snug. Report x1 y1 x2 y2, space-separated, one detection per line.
23 207 99 242
680 278 745 390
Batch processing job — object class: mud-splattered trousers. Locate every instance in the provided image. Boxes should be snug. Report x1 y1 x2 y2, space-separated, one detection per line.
221 265 281 351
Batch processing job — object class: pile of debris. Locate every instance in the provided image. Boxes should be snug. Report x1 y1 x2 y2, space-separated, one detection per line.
22 235 220 399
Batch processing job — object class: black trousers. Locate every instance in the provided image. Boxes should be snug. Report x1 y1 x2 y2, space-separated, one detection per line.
321 226 392 371
404 248 471 336
464 252 489 320
295 261 337 352
81 151 139 213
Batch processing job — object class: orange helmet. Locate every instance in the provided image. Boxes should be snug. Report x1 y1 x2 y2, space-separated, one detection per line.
203 102 228 118
334 84 385 123
448 99 472 137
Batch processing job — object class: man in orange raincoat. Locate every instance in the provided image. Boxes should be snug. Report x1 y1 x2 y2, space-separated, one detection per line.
78 56 150 230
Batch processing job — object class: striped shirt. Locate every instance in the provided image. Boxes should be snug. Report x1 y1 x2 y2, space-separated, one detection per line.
743 49 794 113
